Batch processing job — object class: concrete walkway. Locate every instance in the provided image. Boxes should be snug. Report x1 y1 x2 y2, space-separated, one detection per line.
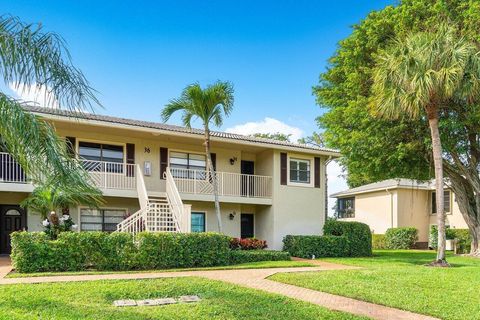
0 256 438 320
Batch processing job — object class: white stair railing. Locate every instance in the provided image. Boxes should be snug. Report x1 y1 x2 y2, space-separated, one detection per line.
135 165 148 210
116 207 146 235
166 167 191 233
116 164 149 234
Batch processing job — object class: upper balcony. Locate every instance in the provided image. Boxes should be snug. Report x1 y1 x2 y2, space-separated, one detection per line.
0 153 138 197
169 167 272 205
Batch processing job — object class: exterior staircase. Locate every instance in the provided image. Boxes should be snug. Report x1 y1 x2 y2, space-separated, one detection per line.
116 166 191 235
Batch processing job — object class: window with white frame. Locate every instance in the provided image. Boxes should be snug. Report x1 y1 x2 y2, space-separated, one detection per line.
289 158 311 184
80 208 126 232
431 190 451 214
169 152 206 179
78 142 124 173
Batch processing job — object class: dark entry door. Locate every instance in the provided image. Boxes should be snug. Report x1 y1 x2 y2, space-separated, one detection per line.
0 206 26 254
241 160 255 197
240 213 254 238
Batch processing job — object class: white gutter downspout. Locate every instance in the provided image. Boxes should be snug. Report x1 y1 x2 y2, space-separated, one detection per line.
325 156 334 221
385 188 394 228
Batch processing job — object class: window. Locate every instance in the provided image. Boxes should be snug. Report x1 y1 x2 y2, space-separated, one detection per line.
431 190 451 214
169 152 206 179
289 158 311 184
79 142 124 173
337 197 355 218
191 212 206 232
80 208 126 232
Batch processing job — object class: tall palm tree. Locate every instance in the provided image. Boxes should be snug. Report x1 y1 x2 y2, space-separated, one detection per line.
0 16 102 201
162 81 234 233
371 25 480 266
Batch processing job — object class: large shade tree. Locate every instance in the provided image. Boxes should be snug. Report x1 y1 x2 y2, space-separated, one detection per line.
162 81 234 233
315 0 480 255
0 15 102 199
370 25 480 265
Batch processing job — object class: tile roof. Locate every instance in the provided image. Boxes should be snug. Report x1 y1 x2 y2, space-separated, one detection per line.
25 106 340 155
331 178 434 197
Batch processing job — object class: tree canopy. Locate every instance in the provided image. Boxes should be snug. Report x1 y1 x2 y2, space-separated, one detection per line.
315 0 480 254
315 0 480 188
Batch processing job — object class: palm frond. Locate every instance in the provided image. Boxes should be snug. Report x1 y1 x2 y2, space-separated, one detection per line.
0 15 100 112
371 24 480 120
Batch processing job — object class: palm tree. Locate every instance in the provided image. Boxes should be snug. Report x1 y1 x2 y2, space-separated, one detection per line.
0 16 102 203
162 81 234 233
371 25 480 266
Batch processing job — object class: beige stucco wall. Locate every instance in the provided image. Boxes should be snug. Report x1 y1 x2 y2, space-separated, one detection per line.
338 187 470 243
396 189 430 242
268 151 326 250
339 190 395 234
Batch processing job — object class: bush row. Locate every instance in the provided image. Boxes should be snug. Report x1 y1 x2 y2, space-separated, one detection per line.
283 220 372 258
11 232 288 273
229 237 267 250
385 227 418 249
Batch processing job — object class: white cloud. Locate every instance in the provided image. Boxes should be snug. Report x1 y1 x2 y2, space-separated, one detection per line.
9 82 59 108
225 117 304 142
327 160 348 216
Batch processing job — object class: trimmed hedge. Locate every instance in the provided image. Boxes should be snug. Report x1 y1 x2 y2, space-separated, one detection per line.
283 235 349 258
229 250 290 264
135 232 231 269
323 220 372 257
372 234 387 250
385 227 418 249
11 231 232 273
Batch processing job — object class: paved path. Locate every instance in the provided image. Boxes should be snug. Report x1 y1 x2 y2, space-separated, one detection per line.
0 256 438 320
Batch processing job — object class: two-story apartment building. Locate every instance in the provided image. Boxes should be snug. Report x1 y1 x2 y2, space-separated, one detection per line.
0 106 339 253
331 179 468 247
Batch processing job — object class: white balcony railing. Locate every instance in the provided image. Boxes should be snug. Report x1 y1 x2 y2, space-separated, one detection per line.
0 152 27 183
169 167 272 199
81 160 136 190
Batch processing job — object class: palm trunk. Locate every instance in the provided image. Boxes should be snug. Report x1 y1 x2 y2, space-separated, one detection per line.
428 115 447 264
204 127 223 233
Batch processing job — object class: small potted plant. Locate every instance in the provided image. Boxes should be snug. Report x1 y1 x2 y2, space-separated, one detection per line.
445 228 456 251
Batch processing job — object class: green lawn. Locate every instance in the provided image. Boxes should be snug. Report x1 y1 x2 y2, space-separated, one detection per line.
7 260 312 278
0 277 365 320
270 250 480 320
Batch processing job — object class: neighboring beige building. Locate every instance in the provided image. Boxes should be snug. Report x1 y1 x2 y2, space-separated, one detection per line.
0 106 339 253
331 179 468 247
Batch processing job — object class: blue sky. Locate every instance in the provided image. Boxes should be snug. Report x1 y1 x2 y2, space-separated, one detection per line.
5 0 395 209
6 0 393 133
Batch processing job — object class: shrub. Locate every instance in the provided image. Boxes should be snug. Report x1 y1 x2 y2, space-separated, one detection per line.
11 232 84 273
135 232 231 269
372 234 387 250
324 220 372 256
229 237 267 250
385 227 418 249
11 231 232 273
229 250 290 264
282 235 349 258
429 225 472 253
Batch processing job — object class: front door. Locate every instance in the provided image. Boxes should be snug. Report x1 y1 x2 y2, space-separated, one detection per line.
0 205 26 254
240 213 254 238
241 160 255 196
